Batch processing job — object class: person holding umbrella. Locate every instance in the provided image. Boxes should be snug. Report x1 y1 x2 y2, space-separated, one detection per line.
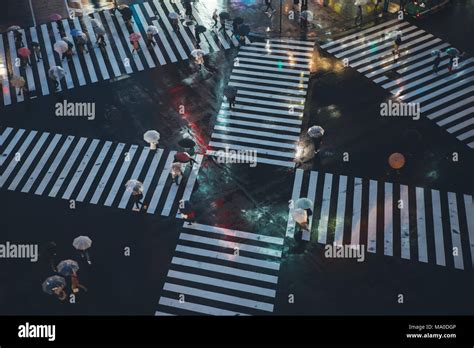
219 12 229 32
171 162 184 185
118 5 134 30
175 151 197 165
17 47 32 68
184 0 193 20
179 200 196 225
432 49 442 74
307 125 325 155
73 236 92 265
13 29 24 48
194 25 206 45
10 75 26 97
144 130 160 150
42 276 67 302
237 25 250 46
71 270 87 294
125 180 145 211
446 48 465 73
48 66 66 91
54 39 70 61
178 138 196 156
31 42 42 62
292 208 310 241
129 32 141 54
224 86 237 110
146 26 158 49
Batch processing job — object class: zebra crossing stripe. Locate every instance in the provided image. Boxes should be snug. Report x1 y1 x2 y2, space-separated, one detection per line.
154 311 175 316
153 0 188 60
431 190 446 266
464 195 474 268
367 180 378 253
0 131 37 188
62 139 100 200
178 154 203 209
236 62 309 75
447 192 464 270
384 183 393 256
175 244 280 270
146 151 176 214
30 27 50 95
40 24 62 92
90 143 125 204
49 137 87 197
103 145 138 206
82 15 111 80
158 296 249 316
430 98 474 122
214 125 299 141
209 141 295 159
351 177 363 245
0 127 13 147
134 5 166 65
7 132 49 191
6 32 24 102
400 185 410 260
117 147 150 209
102 11 133 74
306 171 318 233
1 129 25 166
171 256 278 284
163 282 274 312
0 34 12 105
140 148 164 199
333 175 347 246
219 110 302 125
242 45 313 57
216 117 300 133
75 141 113 202
21 134 62 193
317 173 332 244
212 133 296 149
35 136 75 195
167 270 276 297
415 187 428 263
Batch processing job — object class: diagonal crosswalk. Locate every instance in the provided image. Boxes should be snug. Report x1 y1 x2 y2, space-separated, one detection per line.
154 222 285 316
0 0 241 107
287 169 474 271
0 126 200 216
207 39 314 168
320 19 474 149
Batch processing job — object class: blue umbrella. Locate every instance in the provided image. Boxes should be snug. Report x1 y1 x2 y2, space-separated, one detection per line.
57 259 79 276
70 28 83 37
42 275 66 294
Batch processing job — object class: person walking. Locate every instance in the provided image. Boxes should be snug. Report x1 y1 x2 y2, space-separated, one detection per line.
146 32 156 49
265 0 274 13
355 4 363 26
171 162 184 185
171 17 180 33
212 9 219 28
184 0 193 19
392 34 402 59
19 54 32 68
179 201 196 225
76 35 89 54
71 270 88 294
432 50 442 74
131 188 144 211
228 94 236 110
194 27 201 45
14 30 24 48
131 38 140 54
219 15 226 32
31 42 42 62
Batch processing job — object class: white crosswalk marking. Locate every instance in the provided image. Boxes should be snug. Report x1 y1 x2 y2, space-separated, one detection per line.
206 39 313 168
320 19 474 149
155 222 283 315
1 1 239 106
1 127 199 216
289 170 473 271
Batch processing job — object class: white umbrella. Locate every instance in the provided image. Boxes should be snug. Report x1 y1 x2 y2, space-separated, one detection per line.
146 25 159 35
191 49 205 58
292 208 307 225
48 66 66 80
144 130 160 149
125 180 143 194
307 125 325 138
54 40 68 55
168 12 179 19
354 0 368 5
295 198 313 210
72 236 92 251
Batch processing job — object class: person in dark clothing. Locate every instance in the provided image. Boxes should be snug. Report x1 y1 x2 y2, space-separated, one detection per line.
184 1 193 18
132 191 144 210
219 16 226 32
265 0 274 12
212 9 219 28
40 241 58 272
31 42 42 62
399 0 407 11
194 27 201 44
432 50 442 73
228 95 236 110
14 30 24 48
355 5 363 26
392 34 402 59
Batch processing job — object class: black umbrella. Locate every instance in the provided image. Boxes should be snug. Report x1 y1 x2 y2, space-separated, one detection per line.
195 25 206 34
238 24 250 36
224 86 237 98
178 138 196 148
233 17 244 25
219 11 230 20
119 7 133 20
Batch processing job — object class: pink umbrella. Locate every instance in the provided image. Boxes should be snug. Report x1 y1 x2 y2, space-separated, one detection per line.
17 47 31 57
129 33 141 42
50 13 62 21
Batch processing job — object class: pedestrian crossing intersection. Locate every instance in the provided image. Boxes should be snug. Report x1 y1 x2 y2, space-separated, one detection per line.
207 39 315 168
155 222 284 315
287 169 474 271
320 19 474 149
0 126 201 216
0 0 243 107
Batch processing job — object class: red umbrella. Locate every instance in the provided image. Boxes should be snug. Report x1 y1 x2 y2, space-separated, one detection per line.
175 152 194 163
129 33 141 42
17 47 31 57
49 13 62 21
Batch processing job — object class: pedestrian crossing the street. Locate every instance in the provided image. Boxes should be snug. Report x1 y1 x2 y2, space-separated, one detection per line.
207 39 315 168
0 126 201 216
320 19 474 149
154 222 284 315
287 169 474 271
0 0 242 107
